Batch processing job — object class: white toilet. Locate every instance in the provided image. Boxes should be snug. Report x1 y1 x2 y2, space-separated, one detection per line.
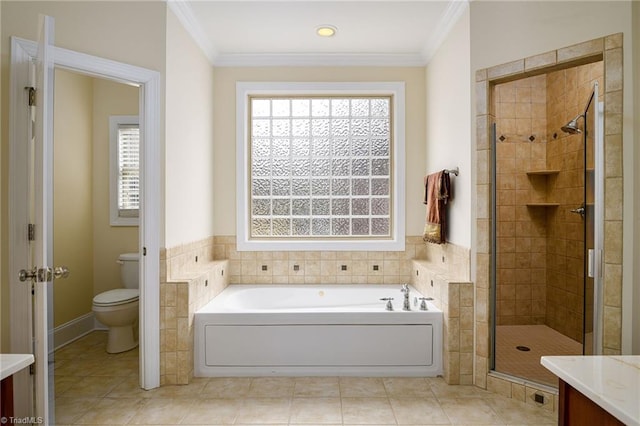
92 253 139 353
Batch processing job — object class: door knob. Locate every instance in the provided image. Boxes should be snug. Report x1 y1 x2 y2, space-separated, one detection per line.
18 266 69 282
54 266 70 279
18 267 37 282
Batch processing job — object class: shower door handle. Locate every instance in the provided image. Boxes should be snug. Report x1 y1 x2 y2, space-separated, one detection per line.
587 249 594 278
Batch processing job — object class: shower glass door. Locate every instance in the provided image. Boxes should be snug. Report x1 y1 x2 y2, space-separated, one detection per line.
583 82 603 355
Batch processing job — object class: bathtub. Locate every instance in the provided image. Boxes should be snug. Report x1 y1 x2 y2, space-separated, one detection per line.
194 284 443 377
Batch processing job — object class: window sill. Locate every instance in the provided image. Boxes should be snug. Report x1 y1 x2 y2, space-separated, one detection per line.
110 217 139 227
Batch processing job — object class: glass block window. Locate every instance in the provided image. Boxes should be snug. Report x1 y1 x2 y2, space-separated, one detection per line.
237 82 405 251
249 96 392 239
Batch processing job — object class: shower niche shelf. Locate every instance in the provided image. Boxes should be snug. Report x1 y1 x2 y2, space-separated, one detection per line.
525 169 560 176
525 170 560 206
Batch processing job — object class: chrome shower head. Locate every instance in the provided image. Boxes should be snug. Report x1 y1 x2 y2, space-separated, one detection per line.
561 115 583 134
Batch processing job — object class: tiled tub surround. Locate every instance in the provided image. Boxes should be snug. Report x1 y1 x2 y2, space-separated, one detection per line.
411 260 473 386
160 235 470 384
160 240 229 385
475 34 624 405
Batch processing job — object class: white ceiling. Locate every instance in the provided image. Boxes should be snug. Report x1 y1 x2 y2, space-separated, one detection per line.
168 0 468 66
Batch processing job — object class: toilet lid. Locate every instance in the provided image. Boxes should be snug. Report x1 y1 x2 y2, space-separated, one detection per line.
93 289 139 307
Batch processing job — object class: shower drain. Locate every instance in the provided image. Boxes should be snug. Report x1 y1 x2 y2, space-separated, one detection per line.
516 345 531 352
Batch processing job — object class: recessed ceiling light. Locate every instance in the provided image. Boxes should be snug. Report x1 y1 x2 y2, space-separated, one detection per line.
316 25 337 37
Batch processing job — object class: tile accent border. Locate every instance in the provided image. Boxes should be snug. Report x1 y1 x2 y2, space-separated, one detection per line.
212 236 471 284
475 34 624 399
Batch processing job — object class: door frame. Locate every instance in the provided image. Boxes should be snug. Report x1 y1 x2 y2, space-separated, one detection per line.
9 36 161 414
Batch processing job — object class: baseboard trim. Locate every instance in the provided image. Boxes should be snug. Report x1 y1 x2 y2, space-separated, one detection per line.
53 312 97 350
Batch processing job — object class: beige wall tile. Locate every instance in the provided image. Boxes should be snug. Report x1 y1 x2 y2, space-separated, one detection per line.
603 306 622 351
604 221 623 264
476 149 491 185
604 134 623 178
476 321 489 358
604 178 623 221
511 383 526 402
487 376 512 398
603 263 623 307
475 356 488 389
604 112 623 136
476 80 489 115
525 51 556 72
487 59 525 80
525 386 555 412
604 47 623 92
477 115 490 150
557 38 604 63
604 33 623 50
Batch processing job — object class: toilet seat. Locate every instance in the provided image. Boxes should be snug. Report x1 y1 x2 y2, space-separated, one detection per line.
93 289 139 307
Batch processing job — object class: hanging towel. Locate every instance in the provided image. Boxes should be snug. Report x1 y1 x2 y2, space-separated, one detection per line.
423 170 450 244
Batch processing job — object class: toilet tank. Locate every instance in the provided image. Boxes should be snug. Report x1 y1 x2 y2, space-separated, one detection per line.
118 253 140 289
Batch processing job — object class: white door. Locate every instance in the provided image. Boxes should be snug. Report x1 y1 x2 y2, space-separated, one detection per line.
11 13 60 423
33 14 57 423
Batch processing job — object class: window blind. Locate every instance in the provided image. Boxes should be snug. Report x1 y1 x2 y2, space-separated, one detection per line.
118 125 140 214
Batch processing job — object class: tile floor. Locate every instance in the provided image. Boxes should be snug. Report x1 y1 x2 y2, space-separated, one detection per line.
55 332 556 425
495 325 582 387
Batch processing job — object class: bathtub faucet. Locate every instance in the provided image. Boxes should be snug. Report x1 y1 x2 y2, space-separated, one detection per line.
401 284 411 311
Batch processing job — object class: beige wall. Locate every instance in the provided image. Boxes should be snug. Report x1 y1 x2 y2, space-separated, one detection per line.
212 66 427 238
52 70 139 328
1 1 166 350
425 7 472 248
92 79 139 296
469 1 637 352
53 70 95 327
165 8 215 248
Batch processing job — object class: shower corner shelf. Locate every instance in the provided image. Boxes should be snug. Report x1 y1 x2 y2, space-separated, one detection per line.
526 202 560 207
526 169 560 176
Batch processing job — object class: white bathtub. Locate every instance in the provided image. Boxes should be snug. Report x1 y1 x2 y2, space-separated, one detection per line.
194 284 443 377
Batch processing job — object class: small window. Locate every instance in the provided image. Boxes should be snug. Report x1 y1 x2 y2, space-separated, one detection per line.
237 82 406 251
110 115 139 226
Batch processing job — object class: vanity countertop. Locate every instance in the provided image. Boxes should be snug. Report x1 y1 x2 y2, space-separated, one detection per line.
541 355 640 426
0 354 35 380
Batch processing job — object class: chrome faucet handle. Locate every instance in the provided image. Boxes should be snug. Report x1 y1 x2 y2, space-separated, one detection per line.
380 297 394 311
418 297 429 311
401 284 409 293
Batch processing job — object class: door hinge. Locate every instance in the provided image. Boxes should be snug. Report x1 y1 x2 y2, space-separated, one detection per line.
28 223 35 241
143 247 147 256
26 86 36 106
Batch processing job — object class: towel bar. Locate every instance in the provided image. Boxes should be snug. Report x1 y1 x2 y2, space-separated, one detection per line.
443 167 459 176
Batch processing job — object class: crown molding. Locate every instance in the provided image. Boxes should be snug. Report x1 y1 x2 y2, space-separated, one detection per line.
213 52 428 67
167 0 218 65
421 0 469 65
